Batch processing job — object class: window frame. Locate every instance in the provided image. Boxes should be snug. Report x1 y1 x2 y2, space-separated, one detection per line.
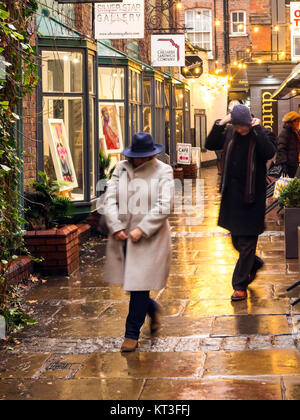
231 11 247 35
185 9 213 58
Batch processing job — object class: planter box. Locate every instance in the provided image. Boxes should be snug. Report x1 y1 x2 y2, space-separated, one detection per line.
285 208 300 259
24 225 79 276
179 163 198 179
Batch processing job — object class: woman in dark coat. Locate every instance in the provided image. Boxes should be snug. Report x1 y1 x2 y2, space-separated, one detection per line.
275 112 300 178
205 105 276 301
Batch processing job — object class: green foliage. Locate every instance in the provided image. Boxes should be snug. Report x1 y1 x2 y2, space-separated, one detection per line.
99 148 115 182
279 179 300 208
0 0 39 319
0 286 37 333
25 172 75 230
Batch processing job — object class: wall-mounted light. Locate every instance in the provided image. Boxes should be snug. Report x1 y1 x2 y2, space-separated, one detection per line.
253 27 259 33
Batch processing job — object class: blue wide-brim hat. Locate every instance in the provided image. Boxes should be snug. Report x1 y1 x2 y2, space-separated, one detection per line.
122 132 164 158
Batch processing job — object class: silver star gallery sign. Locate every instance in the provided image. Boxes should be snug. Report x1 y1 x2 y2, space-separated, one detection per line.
57 1 123 3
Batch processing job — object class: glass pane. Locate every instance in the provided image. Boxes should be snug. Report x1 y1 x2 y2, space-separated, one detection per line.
143 107 152 133
176 89 184 108
165 85 170 107
98 67 125 100
165 109 170 155
88 54 95 95
132 105 137 134
132 71 137 101
176 110 184 143
128 70 132 100
99 103 124 152
42 51 83 93
137 73 141 103
89 98 95 198
143 80 152 105
43 97 84 201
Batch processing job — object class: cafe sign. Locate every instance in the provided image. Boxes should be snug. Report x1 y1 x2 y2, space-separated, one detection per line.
95 0 144 40
177 143 192 165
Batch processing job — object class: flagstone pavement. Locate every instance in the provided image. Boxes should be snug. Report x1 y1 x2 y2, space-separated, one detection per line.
0 167 300 400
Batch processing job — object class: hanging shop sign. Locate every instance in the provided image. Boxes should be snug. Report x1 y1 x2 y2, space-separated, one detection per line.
151 34 186 68
94 0 144 40
291 2 300 62
177 143 192 165
58 1 123 3
261 89 278 135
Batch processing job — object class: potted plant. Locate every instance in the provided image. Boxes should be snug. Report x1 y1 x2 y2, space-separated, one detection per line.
278 179 300 259
24 172 79 275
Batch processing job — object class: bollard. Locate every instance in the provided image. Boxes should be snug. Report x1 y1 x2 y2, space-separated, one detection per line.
0 315 5 340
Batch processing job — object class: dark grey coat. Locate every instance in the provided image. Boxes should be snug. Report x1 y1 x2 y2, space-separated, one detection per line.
205 123 276 236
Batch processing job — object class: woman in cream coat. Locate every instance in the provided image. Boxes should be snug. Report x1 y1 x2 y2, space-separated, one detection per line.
103 132 174 352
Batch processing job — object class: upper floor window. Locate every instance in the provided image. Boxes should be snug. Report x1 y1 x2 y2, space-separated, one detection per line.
231 11 247 35
185 9 213 57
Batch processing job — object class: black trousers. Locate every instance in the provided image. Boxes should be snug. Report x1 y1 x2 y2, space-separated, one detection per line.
123 240 158 340
231 235 262 291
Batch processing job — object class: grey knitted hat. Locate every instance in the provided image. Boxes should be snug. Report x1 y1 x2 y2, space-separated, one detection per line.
231 105 253 126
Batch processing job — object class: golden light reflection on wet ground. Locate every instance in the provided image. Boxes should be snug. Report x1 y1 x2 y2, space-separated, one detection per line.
1 167 300 400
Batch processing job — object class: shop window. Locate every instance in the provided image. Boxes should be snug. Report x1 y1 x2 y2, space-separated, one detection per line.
41 48 97 203
43 97 84 201
231 11 246 35
99 67 125 100
42 51 83 93
185 9 213 57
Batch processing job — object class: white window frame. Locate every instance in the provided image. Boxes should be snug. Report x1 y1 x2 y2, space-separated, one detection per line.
231 11 247 35
185 9 213 58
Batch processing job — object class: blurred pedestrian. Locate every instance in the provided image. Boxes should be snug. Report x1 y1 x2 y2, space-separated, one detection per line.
103 132 174 352
206 105 276 301
275 112 300 178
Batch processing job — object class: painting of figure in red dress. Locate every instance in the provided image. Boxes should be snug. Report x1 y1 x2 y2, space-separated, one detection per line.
100 105 123 154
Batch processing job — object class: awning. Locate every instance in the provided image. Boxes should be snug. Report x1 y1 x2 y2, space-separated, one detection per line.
272 63 300 99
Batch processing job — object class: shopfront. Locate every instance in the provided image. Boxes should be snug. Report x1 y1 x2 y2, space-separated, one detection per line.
37 36 98 214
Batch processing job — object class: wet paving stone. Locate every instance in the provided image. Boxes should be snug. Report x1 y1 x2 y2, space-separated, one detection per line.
283 377 300 400
0 379 144 400
75 352 206 379
212 315 291 337
1 167 299 399
204 350 300 377
184 298 290 317
0 354 50 379
140 378 282 400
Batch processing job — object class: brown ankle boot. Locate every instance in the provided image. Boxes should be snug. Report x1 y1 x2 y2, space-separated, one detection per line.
121 338 138 352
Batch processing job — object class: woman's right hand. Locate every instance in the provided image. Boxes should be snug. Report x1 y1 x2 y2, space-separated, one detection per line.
114 230 128 241
219 114 232 126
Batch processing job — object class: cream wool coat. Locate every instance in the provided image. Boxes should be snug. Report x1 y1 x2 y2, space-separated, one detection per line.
103 158 174 291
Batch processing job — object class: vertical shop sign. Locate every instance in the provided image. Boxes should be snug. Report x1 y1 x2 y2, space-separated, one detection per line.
261 89 278 135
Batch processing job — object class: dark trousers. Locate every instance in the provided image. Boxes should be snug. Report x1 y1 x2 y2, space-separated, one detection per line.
231 235 262 291
125 291 158 340
123 240 158 340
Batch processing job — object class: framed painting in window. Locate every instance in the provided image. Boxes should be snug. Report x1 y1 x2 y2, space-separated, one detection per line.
99 103 124 154
45 119 78 190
